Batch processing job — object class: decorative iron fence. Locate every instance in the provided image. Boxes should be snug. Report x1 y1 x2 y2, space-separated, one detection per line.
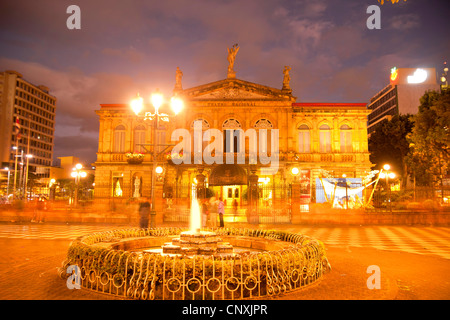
59 227 331 300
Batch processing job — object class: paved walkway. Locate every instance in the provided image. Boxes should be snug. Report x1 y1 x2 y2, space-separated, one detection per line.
0 223 449 259
0 222 449 300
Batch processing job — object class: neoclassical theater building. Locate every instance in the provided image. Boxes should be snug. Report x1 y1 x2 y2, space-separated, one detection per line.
93 46 372 222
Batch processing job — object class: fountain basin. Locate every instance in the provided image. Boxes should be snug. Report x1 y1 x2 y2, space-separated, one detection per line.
60 227 331 300
161 230 233 256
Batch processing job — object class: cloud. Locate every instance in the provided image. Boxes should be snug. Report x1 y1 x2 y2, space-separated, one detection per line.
289 19 333 49
0 57 145 163
102 47 145 63
1 0 448 163
54 135 98 164
389 13 421 30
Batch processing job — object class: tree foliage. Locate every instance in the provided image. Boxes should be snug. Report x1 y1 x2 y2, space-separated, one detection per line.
407 90 450 186
368 114 414 186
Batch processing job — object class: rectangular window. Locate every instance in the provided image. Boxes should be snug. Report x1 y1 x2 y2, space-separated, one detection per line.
133 130 145 153
157 130 166 153
298 131 311 153
340 131 352 152
319 131 331 153
113 130 125 152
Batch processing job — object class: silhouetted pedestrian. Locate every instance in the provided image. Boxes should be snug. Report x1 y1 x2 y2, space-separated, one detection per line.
218 197 225 227
139 198 150 229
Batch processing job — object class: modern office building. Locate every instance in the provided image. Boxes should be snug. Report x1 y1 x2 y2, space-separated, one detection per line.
367 67 440 135
0 70 56 195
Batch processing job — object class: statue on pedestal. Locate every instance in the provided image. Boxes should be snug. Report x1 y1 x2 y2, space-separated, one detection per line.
133 176 141 198
282 66 292 92
174 67 183 92
227 44 239 78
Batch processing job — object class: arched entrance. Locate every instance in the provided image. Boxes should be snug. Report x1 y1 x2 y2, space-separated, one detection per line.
209 164 248 219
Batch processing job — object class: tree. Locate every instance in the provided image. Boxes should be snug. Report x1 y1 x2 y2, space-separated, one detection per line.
407 90 450 188
368 114 414 188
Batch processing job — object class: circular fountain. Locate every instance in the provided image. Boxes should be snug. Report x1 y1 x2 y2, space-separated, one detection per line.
160 200 234 256
60 198 331 300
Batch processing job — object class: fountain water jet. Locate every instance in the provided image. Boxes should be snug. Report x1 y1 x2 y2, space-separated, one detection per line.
190 196 202 232
161 196 234 255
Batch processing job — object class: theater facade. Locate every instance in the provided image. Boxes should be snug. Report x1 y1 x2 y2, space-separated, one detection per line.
93 53 372 223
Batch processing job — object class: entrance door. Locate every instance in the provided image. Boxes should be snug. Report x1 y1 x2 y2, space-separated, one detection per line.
223 185 240 208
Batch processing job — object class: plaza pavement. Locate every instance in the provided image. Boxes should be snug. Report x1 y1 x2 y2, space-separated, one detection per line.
0 221 449 301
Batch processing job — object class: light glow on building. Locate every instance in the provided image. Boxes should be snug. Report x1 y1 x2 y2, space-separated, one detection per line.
407 68 428 84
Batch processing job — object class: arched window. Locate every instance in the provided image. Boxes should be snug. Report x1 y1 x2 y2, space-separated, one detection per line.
297 124 310 153
254 118 273 129
223 118 242 153
254 119 274 154
133 125 146 153
340 124 352 152
190 118 210 130
319 124 331 153
113 125 126 153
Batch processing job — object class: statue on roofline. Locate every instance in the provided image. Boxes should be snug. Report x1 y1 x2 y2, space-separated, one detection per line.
282 66 292 92
174 66 183 92
227 44 239 78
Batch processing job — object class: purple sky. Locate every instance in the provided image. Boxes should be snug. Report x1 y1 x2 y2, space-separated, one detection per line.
0 0 448 165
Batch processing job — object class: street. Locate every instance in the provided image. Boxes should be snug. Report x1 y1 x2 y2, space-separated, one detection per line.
0 222 449 300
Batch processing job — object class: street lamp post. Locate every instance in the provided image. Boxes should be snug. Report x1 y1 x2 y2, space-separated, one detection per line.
130 90 183 228
4 167 11 196
24 154 32 201
71 163 87 207
379 164 396 213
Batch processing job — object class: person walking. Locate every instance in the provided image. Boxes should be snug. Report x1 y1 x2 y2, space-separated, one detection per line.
139 197 150 229
201 199 209 228
32 196 47 223
209 197 218 228
218 197 225 228
232 198 238 222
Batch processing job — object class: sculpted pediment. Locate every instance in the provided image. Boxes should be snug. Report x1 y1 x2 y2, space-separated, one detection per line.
194 87 270 100
181 78 295 102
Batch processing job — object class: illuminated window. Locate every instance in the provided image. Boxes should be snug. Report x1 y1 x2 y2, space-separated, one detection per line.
113 125 126 153
340 124 352 153
319 124 331 153
298 124 310 153
112 172 124 197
